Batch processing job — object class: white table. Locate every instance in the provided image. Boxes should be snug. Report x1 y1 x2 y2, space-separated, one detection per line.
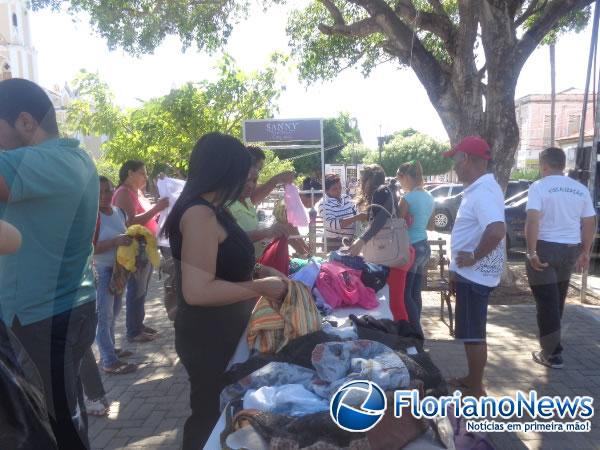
204 287 392 449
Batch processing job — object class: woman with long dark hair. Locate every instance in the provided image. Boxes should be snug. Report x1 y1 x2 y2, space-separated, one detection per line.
163 133 287 449
349 164 410 321
113 160 169 342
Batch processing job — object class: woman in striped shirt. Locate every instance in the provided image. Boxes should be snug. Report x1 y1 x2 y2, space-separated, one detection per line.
318 174 366 251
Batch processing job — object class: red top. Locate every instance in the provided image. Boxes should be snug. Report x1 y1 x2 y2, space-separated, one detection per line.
113 186 158 236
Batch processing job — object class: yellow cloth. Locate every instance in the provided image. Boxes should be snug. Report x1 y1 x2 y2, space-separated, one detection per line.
116 224 160 272
247 280 321 354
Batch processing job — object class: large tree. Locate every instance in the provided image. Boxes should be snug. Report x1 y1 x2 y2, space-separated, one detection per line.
66 57 294 181
38 0 593 187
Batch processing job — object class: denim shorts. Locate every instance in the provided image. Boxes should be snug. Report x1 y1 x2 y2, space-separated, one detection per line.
454 274 494 341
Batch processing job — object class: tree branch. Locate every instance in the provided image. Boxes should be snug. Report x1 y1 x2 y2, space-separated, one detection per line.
350 0 452 94
393 0 456 53
514 0 594 70
427 0 447 17
319 0 345 26
318 16 381 38
515 0 547 27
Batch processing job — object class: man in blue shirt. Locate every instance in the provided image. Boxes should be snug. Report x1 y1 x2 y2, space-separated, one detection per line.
0 78 99 449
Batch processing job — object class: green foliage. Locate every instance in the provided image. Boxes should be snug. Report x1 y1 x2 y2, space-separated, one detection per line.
525 6 592 45
334 143 373 164
94 155 121 185
259 150 295 184
272 112 362 176
511 168 539 181
364 132 451 177
65 56 284 172
32 0 254 55
286 3 389 83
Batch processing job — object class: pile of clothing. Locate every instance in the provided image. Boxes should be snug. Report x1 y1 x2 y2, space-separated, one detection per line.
220 315 449 450
281 252 390 316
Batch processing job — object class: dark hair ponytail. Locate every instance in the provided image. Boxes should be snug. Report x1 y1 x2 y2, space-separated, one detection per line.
118 160 145 187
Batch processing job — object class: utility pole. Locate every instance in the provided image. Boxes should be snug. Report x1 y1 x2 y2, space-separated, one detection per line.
550 43 556 146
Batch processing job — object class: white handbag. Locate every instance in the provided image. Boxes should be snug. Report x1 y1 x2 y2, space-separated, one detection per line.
362 198 410 268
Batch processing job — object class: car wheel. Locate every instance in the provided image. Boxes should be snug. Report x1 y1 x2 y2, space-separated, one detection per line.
433 210 451 231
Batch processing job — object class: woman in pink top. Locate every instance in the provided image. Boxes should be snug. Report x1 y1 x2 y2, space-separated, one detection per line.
113 160 169 342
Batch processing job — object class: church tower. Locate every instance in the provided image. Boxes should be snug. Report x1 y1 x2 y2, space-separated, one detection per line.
0 0 37 81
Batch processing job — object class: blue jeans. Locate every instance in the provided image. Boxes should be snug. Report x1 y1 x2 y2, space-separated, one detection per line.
125 260 153 339
404 240 431 337
95 265 123 368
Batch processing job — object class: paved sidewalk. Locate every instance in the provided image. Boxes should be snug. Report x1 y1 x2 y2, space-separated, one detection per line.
90 274 600 450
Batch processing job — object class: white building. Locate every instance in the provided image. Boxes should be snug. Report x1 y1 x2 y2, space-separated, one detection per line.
0 0 37 82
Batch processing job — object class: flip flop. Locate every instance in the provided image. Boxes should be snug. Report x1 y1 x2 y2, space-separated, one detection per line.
115 349 133 358
447 377 471 390
447 378 488 398
102 361 137 375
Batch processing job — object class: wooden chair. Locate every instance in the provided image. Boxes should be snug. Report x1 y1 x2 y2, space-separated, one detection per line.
423 238 454 336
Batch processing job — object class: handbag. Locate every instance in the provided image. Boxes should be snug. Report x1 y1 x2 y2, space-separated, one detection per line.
362 195 411 268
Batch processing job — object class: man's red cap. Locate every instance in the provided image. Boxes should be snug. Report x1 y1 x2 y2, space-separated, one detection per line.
443 136 492 160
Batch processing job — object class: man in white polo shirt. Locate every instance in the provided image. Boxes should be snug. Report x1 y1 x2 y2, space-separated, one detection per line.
526 147 597 369
443 136 506 398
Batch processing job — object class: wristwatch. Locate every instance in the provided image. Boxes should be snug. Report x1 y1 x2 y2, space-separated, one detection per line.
253 263 263 279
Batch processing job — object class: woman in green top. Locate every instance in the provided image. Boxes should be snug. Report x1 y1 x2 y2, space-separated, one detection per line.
228 165 291 259
397 161 434 337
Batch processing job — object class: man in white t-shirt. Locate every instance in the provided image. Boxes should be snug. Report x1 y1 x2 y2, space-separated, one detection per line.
443 136 506 398
525 147 597 369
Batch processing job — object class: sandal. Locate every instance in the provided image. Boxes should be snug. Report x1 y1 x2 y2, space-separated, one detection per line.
115 349 133 358
127 332 156 343
447 377 472 390
143 325 159 335
447 378 487 398
102 361 137 375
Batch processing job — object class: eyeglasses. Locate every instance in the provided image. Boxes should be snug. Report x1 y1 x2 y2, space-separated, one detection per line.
452 153 466 163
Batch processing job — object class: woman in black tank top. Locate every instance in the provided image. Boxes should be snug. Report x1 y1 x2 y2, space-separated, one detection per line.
163 133 287 449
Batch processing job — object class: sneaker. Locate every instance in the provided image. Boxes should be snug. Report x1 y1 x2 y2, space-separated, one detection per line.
85 397 109 416
532 351 564 369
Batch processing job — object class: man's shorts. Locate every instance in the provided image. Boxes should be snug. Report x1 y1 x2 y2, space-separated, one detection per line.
454 274 495 342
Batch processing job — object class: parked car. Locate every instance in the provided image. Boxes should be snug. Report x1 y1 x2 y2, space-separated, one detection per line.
505 192 600 254
424 182 444 191
431 181 532 232
432 193 463 231
428 183 463 199
504 194 528 251
505 180 532 199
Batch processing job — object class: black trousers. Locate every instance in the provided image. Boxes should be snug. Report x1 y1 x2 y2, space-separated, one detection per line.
174 302 251 449
80 347 106 401
526 241 580 357
11 301 97 450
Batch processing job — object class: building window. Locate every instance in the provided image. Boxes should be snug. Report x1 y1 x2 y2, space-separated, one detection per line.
543 114 553 147
567 114 581 136
12 13 17 27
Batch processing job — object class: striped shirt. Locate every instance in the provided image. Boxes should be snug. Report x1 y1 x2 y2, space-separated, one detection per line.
318 194 358 239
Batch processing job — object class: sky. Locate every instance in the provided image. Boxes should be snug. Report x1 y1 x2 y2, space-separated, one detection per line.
29 3 595 149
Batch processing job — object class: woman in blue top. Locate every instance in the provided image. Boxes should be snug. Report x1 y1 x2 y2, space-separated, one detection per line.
397 161 434 336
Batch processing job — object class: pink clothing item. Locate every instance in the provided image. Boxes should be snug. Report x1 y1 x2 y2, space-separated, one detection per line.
113 186 158 236
316 261 378 310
